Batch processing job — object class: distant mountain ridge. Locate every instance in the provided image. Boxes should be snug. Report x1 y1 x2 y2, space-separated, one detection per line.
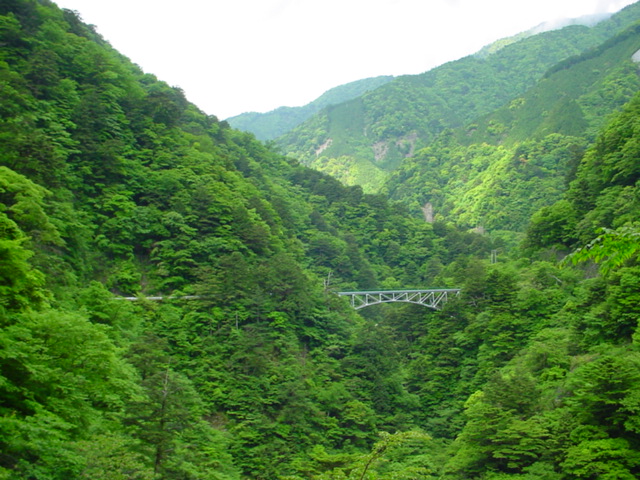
274 2 640 193
384 20 640 235
458 22 640 147
229 12 617 143
226 75 394 141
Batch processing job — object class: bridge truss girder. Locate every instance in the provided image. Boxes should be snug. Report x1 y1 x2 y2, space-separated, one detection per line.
337 289 460 310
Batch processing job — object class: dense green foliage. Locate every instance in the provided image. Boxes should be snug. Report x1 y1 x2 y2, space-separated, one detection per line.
457 22 640 147
385 19 640 236
385 133 587 236
275 4 640 193
0 1 484 478
3 1 640 480
226 76 394 141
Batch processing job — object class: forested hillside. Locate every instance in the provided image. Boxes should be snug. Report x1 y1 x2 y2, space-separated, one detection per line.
442 87 640 480
0 1 488 478
2 1 640 480
385 20 640 238
276 2 640 193
226 76 394 141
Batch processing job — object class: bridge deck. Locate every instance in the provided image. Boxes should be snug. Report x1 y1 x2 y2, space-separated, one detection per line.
114 289 461 311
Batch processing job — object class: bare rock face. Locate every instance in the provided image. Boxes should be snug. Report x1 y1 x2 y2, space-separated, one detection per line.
422 202 434 223
315 138 333 156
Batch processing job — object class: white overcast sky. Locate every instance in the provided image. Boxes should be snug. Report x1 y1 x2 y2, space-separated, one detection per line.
54 0 637 119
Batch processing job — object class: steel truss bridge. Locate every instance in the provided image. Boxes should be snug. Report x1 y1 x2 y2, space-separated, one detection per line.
115 289 461 311
337 289 460 310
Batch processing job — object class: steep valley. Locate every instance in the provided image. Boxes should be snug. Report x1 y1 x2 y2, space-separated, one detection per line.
2 2 640 480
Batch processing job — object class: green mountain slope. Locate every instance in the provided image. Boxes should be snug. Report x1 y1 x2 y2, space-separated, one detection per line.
226 75 394 141
385 20 640 235
4 2 640 480
0 2 489 478
458 22 640 146
276 2 640 193
527 88 640 249
446 89 640 480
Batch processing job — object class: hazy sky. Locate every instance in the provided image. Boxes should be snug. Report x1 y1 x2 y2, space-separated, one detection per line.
55 0 637 119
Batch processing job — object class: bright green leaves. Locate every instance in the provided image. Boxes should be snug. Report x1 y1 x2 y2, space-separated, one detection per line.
446 343 640 480
564 353 640 434
0 309 141 478
0 167 60 312
0 309 138 423
447 380 548 475
292 430 433 480
490 416 551 471
586 91 640 190
562 438 640 480
0 166 59 244
552 91 640 246
349 430 432 480
559 224 640 341
0 232 45 313
0 410 81 480
388 134 585 233
565 223 640 275
73 433 154 480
